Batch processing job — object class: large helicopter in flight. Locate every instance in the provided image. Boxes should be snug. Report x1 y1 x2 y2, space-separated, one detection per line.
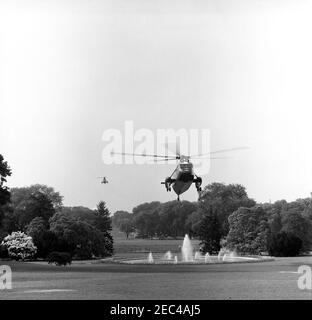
111 146 248 201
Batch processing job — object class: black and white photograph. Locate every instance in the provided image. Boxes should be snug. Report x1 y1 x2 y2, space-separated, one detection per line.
1 0 312 312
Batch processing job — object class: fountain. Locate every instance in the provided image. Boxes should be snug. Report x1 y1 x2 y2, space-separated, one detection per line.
147 251 154 264
218 248 225 261
204 253 210 263
194 251 203 260
113 234 267 265
163 251 173 260
181 234 194 262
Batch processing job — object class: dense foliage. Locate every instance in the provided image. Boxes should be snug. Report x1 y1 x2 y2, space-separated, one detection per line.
1 231 37 260
267 231 302 257
199 183 256 236
111 182 312 257
198 206 221 254
226 206 269 255
0 154 12 239
47 252 72 266
49 206 113 259
112 183 255 240
0 171 114 260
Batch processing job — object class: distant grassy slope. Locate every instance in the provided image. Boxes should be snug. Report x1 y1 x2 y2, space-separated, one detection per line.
112 228 200 258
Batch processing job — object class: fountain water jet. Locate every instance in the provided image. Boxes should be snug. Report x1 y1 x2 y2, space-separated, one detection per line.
181 234 194 262
194 251 203 260
218 249 225 262
205 253 211 263
163 251 173 260
148 252 154 263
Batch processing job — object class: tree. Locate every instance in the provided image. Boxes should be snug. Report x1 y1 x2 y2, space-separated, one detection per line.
94 201 112 233
47 252 72 266
185 210 202 237
267 231 302 257
112 211 132 229
11 184 63 211
226 206 269 255
94 201 113 254
1 231 37 260
281 210 312 252
158 201 197 238
198 206 222 254
13 190 55 230
61 206 99 227
112 210 134 238
119 218 135 239
26 217 59 258
49 212 113 258
199 183 256 236
0 154 11 205
268 212 282 235
26 217 46 239
130 200 199 239
5 186 60 232
0 155 12 236
132 202 161 238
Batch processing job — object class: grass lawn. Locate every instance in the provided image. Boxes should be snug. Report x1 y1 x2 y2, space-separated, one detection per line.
112 229 200 258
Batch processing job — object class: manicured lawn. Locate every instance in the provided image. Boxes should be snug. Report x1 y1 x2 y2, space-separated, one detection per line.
112 229 200 258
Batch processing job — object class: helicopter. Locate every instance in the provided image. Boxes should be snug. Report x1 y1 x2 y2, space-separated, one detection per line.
98 176 109 184
111 146 248 201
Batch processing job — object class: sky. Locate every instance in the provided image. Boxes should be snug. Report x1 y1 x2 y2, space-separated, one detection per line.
1 0 312 212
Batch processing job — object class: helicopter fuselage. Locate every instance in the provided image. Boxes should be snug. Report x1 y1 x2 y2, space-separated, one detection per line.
170 162 194 196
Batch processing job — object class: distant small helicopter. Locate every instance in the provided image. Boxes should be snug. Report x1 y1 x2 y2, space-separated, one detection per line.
98 176 109 184
111 146 248 201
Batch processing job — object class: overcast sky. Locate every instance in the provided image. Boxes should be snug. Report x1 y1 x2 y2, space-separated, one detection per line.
1 0 312 212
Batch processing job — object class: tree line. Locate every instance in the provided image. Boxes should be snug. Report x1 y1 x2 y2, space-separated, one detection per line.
112 182 256 240
113 183 312 256
2 152 312 258
0 155 113 261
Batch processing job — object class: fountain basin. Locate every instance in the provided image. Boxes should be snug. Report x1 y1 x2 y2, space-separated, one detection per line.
109 253 273 265
107 235 274 265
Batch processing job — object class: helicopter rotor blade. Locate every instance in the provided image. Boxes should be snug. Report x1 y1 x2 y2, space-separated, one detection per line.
110 151 178 159
146 158 178 163
190 156 232 160
190 147 250 158
147 156 231 163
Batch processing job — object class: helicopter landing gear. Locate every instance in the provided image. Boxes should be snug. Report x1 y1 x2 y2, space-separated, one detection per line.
161 177 172 192
194 176 202 192
165 181 171 192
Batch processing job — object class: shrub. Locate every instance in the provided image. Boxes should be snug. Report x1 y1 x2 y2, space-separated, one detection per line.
267 231 302 257
0 245 9 259
1 231 37 260
47 252 72 266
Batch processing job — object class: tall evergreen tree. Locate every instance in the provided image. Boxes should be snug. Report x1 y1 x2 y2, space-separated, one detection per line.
94 201 113 255
95 201 112 232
